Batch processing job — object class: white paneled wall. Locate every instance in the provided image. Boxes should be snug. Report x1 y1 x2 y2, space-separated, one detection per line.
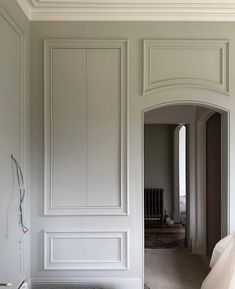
44 39 128 215
30 21 235 289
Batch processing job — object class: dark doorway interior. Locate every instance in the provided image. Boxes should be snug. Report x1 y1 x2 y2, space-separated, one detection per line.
144 124 186 249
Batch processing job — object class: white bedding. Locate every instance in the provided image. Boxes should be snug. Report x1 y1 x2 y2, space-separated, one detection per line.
201 233 235 289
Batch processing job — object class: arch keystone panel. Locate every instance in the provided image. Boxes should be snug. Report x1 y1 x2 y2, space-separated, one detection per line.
143 39 230 95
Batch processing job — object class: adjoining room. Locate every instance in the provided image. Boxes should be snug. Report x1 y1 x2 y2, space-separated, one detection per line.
144 105 226 289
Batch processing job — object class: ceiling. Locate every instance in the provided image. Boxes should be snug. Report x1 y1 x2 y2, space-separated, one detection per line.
17 0 235 21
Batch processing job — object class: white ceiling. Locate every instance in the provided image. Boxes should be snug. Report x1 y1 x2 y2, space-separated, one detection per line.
17 0 235 21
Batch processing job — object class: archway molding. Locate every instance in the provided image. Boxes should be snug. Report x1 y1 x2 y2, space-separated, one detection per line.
141 98 229 256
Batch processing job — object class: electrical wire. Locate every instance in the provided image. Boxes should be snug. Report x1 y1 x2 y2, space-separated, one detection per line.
11 155 29 234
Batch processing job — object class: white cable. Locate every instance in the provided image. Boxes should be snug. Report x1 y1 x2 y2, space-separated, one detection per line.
10 155 29 234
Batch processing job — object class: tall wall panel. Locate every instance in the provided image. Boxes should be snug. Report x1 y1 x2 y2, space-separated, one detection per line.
52 49 87 208
87 49 121 207
44 40 128 215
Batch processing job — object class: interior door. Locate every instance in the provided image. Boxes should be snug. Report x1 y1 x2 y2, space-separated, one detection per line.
0 10 26 289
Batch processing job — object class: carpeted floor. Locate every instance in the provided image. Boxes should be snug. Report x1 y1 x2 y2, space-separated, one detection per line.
145 248 210 289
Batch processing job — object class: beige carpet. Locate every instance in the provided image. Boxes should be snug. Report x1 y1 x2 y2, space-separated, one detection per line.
145 248 210 289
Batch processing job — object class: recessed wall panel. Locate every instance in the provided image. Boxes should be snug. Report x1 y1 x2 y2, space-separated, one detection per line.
150 48 220 84
44 230 128 270
87 49 121 207
52 237 121 262
51 49 87 207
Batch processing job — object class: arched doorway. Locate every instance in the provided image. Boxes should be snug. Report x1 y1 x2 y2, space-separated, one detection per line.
142 102 229 289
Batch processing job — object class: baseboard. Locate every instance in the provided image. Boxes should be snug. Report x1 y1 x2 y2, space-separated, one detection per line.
31 278 142 289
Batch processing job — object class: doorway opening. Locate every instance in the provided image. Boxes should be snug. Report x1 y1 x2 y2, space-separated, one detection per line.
143 104 228 289
144 123 187 249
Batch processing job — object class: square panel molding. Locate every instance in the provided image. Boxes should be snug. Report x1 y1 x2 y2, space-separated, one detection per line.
143 39 230 96
44 229 129 270
44 39 128 216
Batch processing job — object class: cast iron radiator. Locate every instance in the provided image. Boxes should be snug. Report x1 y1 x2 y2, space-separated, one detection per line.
144 188 164 221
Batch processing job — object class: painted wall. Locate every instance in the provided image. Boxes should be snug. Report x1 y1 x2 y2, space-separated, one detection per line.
30 21 234 289
144 124 175 216
0 0 30 287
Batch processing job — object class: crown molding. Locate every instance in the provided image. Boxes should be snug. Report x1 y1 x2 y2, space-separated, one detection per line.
16 0 31 19
16 0 235 21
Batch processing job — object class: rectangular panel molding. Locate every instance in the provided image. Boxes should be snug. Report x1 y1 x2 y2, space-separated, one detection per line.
44 39 128 215
44 230 129 270
143 39 230 95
